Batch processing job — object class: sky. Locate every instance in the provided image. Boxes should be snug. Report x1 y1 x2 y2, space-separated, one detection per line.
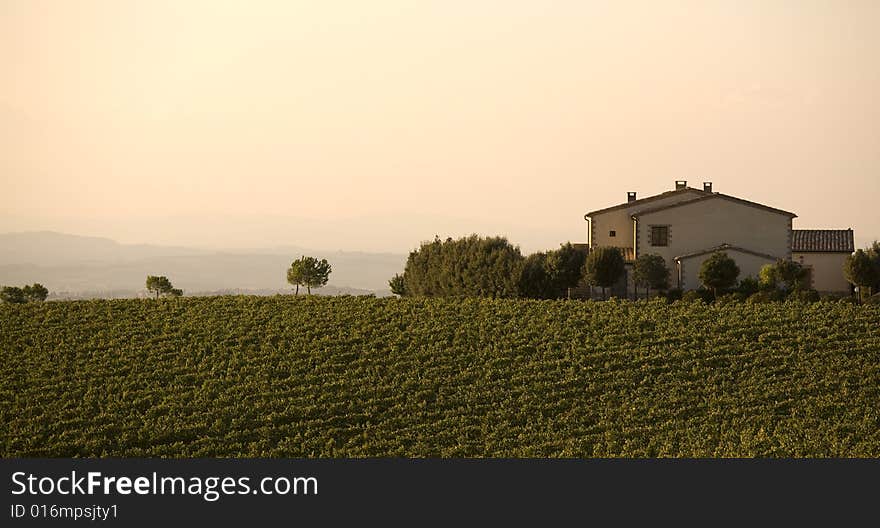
2 0 878 253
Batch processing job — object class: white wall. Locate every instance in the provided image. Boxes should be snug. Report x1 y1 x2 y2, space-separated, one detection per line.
793 252 851 294
635 196 791 272
677 249 776 290
589 189 704 250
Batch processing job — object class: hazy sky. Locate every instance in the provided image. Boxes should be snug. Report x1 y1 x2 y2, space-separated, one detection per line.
2 1 878 253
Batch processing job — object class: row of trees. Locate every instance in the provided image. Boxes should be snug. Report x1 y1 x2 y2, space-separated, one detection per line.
9 241 873 303
389 235 674 300
1 284 49 304
580 247 879 303
583 247 672 299
387 235 880 302
389 236 588 299
141 256 333 301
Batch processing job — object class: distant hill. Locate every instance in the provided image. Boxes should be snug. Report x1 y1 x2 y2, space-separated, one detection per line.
0 231 212 265
0 232 405 296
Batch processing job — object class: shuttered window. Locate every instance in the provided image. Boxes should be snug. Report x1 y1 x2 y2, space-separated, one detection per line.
651 226 669 247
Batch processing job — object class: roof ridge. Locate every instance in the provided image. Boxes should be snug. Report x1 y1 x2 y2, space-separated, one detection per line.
585 187 708 217
793 228 853 231
632 192 797 218
674 243 780 262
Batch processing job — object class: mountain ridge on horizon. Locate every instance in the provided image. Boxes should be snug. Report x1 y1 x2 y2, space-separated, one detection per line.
0 231 406 296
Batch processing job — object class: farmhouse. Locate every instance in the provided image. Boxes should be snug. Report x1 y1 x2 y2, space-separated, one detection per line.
583 181 854 296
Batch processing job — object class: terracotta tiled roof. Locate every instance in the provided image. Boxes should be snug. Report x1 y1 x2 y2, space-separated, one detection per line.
586 246 635 261
792 229 854 253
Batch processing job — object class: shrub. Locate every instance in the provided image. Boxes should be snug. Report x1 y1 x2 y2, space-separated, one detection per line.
746 292 772 304
747 290 785 304
737 277 761 296
681 289 713 303
787 289 820 303
760 259 809 292
403 235 523 298
663 288 683 302
717 292 746 304
681 291 701 303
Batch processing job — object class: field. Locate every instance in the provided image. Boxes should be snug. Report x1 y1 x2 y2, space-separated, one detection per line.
2 296 880 457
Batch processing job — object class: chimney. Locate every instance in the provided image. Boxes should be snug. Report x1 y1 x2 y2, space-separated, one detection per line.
703 181 713 193
675 180 687 190
627 192 637 202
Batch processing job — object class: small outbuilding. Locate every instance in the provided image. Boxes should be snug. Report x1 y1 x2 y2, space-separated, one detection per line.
673 244 777 291
791 229 854 294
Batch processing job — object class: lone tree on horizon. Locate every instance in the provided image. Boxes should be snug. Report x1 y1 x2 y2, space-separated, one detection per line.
287 256 332 295
145 275 178 299
23 283 49 302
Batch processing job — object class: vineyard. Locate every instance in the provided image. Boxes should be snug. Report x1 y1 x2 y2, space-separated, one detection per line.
2 296 880 457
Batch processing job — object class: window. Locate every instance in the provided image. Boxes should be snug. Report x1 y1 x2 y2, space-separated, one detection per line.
651 226 669 246
609 230 616 237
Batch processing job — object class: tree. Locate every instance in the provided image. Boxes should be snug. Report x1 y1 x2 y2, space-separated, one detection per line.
867 241 880 294
145 275 174 299
22 283 49 302
583 246 625 300
1 284 50 303
169 288 183 297
287 256 332 295
518 252 553 299
517 243 588 299
698 252 740 298
389 274 407 297
758 264 779 290
287 259 305 295
1 286 27 304
738 276 761 297
759 259 808 292
402 235 523 298
632 254 670 298
844 249 879 303
545 243 589 298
